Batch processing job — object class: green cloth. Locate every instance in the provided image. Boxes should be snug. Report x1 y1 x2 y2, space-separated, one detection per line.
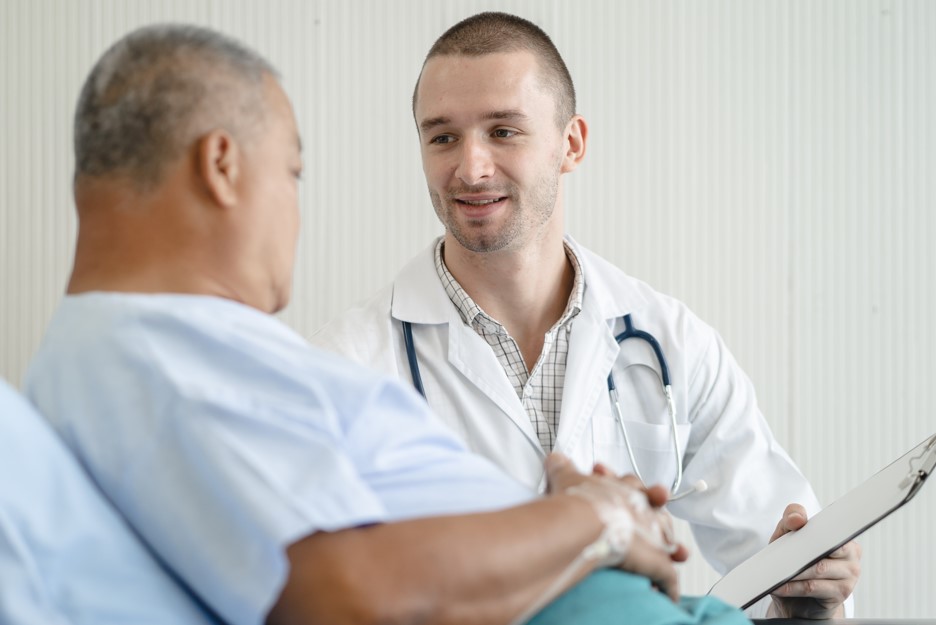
527 570 751 625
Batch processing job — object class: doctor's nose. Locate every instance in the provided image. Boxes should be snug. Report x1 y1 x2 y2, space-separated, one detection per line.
454 138 495 186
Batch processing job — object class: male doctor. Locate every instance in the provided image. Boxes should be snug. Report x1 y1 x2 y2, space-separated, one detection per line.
312 11 860 619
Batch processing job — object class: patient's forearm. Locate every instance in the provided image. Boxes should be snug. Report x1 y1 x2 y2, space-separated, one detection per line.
267 494 603 625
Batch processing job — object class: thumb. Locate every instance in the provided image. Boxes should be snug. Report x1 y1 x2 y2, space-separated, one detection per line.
545 452 575 491
545 452 571 474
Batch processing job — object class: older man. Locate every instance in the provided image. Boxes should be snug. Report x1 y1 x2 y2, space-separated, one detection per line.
25 23 746 625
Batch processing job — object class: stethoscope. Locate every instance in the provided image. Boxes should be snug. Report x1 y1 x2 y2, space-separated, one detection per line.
401 313 706 502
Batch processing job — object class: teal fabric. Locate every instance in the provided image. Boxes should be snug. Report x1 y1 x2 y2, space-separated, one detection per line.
528 570 750 625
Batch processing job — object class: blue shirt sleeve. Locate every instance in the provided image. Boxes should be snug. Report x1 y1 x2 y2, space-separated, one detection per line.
93 385 390 625
0 379 218 625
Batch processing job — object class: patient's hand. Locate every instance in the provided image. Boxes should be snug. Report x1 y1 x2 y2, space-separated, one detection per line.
590 461 683 557
545 453 686 601
767 503 862 619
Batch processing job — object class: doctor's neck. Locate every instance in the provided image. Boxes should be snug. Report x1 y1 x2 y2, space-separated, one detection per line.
442 221 573 362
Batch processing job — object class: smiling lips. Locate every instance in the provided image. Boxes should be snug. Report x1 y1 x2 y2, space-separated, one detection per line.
453 195 508 218
458 197 504 206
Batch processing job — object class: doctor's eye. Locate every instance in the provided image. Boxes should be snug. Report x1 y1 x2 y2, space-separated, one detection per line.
429 134 455 145
492 128 518 139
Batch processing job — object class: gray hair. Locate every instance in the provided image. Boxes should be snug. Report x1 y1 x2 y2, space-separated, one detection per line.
74 23 278 186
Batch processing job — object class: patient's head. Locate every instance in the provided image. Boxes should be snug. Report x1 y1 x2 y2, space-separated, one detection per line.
70 24 303 314
74 24 277 187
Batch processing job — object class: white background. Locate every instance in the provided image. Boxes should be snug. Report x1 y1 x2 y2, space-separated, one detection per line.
1 0 933 617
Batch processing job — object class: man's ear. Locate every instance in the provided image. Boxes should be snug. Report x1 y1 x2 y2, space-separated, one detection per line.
560 115 588 174
198 129 241 207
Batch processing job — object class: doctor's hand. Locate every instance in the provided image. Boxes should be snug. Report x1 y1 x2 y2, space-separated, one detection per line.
766 503 862 619
545 453 687 602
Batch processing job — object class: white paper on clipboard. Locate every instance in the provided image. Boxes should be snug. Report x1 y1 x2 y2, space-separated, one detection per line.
708 432 936 609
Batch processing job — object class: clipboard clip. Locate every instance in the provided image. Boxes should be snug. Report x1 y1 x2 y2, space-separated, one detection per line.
898 434 936 494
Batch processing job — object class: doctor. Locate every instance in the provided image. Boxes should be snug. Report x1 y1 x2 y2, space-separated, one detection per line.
312 11 860 619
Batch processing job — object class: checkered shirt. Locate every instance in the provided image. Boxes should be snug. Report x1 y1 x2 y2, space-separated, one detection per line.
434 239 585 452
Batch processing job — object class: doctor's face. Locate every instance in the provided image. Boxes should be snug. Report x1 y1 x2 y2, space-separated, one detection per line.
415 51 577 254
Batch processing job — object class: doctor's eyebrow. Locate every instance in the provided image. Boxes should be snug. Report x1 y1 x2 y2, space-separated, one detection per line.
419 110 531 134
482 109 529 122
419 116 451 133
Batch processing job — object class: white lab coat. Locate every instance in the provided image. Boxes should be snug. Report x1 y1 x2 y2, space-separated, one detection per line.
312 236 821 586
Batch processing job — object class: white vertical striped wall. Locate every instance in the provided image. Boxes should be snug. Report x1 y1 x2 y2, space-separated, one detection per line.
1 0 933 617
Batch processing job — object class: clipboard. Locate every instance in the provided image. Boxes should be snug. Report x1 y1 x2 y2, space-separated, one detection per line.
707 432 936 609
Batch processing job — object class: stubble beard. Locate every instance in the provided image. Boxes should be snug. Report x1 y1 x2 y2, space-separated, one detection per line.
429 160 562 254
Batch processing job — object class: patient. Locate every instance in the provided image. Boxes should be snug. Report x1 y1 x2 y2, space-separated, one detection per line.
24 24 750 625
0 378 217 624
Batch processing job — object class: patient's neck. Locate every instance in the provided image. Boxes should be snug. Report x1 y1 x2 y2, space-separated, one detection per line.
67 177 242 305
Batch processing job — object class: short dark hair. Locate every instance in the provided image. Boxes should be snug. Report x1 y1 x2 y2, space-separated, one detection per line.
413 12 576 128
73 23 277 187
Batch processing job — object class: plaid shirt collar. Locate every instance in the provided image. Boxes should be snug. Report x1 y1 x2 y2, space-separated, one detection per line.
433 238 585 333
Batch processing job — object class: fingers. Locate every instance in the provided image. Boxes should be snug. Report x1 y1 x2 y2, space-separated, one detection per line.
655 507 678 552
545 452 571 473
621 537 681 602
592 462 615 477
552 455 667 506
771 576 848 619
782 541 861 593
790 541 861 580
644 483 669 508
770 540 861 619
669 542 690 563
769 503 808 542
590 461 670 508
545 453 581 492
827 540 862 561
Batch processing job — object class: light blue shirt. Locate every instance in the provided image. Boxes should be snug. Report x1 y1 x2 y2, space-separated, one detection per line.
0 378 218 625
25 293 534 625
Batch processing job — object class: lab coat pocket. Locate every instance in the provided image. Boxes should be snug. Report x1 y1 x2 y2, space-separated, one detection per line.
593 418 691 490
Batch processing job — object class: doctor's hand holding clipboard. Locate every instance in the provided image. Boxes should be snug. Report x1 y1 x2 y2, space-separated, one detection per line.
709 433 935 614
765 505 862 619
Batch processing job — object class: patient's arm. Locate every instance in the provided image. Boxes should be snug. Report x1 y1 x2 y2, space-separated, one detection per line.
267 496 599 625
267 460 683 625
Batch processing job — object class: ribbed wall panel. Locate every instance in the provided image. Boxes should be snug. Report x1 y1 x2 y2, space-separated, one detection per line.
1 0 933 616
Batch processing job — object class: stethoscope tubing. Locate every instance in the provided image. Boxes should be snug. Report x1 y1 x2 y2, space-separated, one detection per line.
402 319 426 397
402 313 689 499
607 314 684 497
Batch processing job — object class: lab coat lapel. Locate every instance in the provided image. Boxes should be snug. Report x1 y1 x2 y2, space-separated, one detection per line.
446 323 540 447
556 305 618 454
391 241 542 451
556 237 651 455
